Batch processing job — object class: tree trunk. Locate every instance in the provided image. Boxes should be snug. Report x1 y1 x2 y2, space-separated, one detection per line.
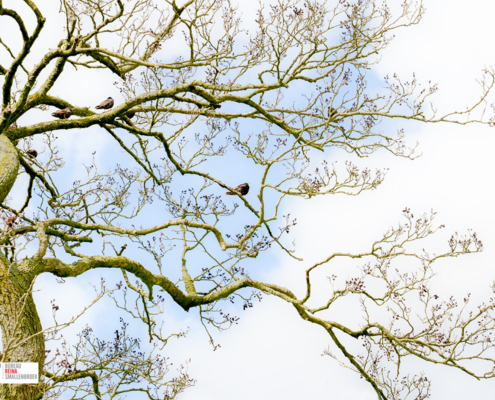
0 260 44 400
0 134 43 399
0 135 19 205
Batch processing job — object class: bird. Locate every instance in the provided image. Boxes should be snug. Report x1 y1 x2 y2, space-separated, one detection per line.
96 97 114 110
117 111 135 124
328 107 337 119
226 182 250 196
6 123 18 131
26 149 38 158
52 107 73 119
122 112 135 119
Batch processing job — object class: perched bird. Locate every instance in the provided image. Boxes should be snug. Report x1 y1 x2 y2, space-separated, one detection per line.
226 182 250 196
26 149 38 158
6 123 18 131
117 111 135 124
122 111 135 119
328 107 337 119
52 107 73 119
95 97 114 110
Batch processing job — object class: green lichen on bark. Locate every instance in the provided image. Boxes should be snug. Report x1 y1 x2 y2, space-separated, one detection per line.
0 259 44 400
0 133 40 400
0 135 19 205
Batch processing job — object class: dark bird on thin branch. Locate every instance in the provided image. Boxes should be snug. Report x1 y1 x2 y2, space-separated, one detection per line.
226 182 250 196
26 149 38 158
7 123 18 131
95 97 114 110
328 107 337 119
52 107 73 119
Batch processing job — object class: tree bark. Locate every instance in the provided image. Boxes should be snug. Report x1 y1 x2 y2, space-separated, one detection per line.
0 134 19 204
0 134 43 399
0 259 44 400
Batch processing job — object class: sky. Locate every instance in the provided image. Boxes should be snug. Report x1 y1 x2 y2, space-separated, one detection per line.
169 1 495 399
2 0 495 399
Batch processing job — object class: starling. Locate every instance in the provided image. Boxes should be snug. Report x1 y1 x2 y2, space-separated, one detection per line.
26 149 38 158
328 107 337 119
52 107 73 119
226 182 250 196
95 97 114 110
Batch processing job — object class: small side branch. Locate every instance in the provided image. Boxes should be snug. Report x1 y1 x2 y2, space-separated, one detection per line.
19 155 58 200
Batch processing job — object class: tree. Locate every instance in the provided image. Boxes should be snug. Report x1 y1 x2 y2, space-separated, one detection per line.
0 0 494 398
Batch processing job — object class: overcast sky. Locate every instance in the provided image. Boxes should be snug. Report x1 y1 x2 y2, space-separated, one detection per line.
3 0 495 398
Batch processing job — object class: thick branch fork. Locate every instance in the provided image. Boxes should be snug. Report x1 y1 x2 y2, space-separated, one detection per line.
39 255 255 311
